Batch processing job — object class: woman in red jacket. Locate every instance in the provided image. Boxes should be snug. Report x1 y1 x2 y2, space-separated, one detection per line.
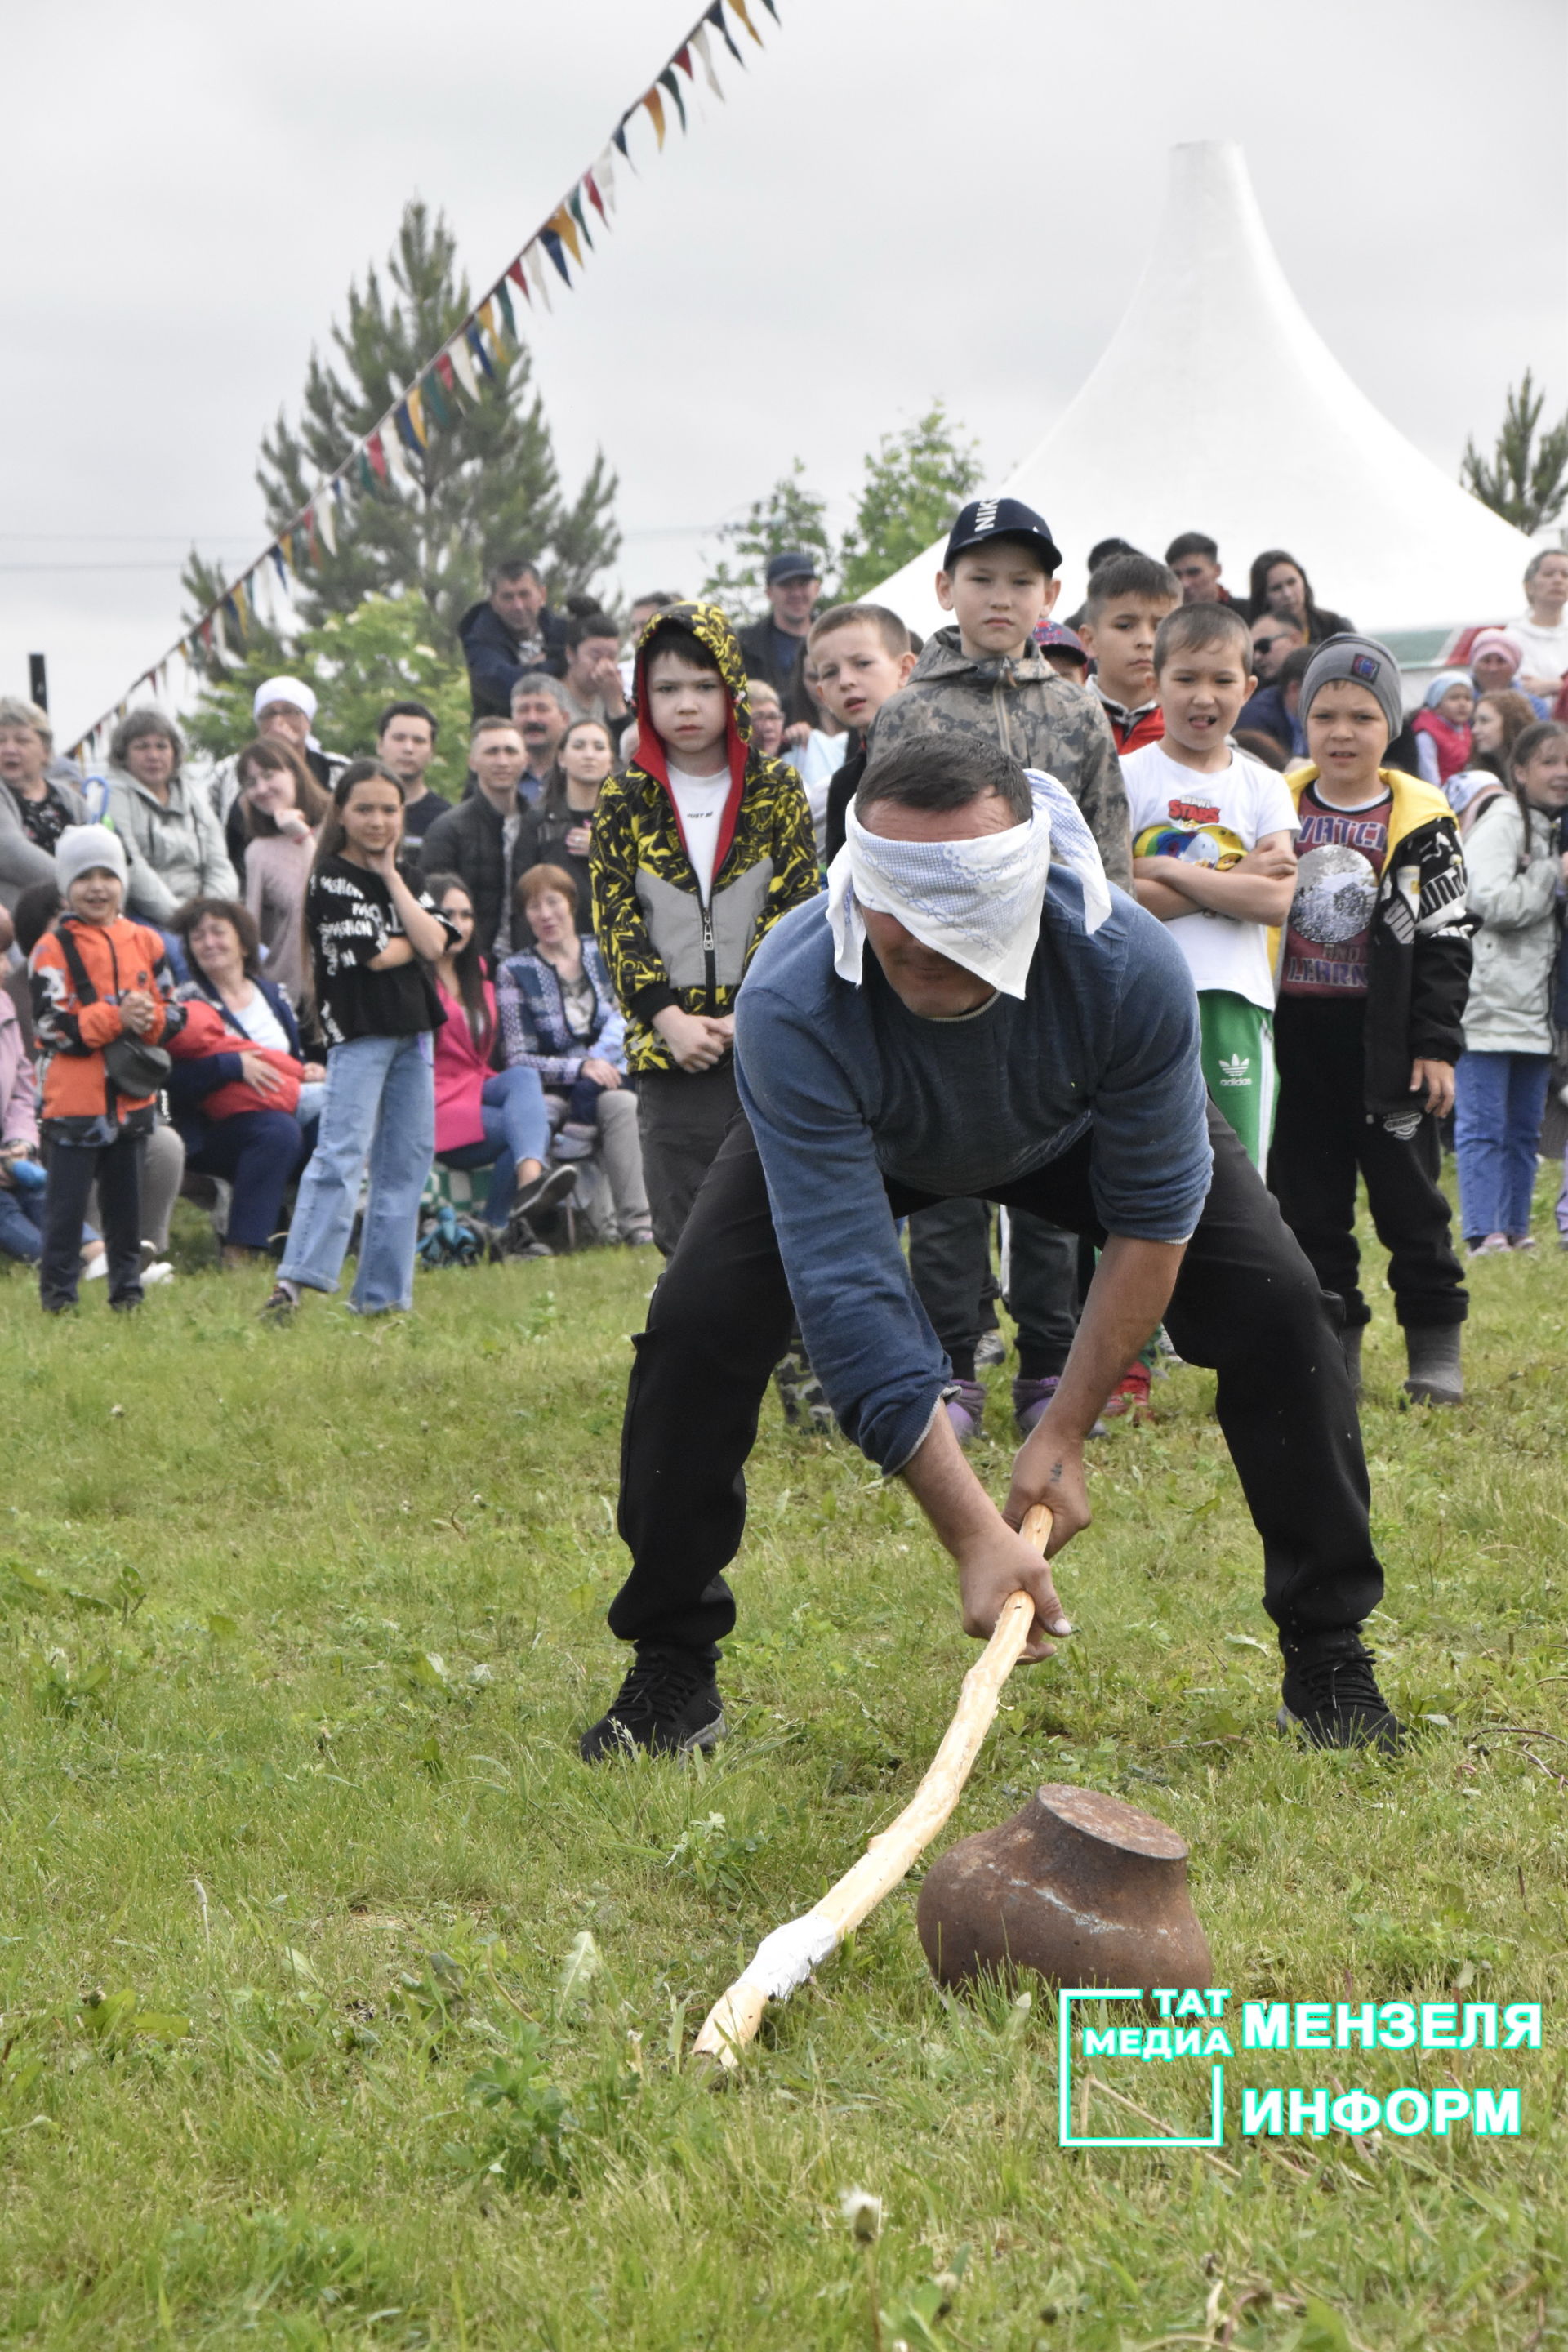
29 825 184 1312
425 872 574 1241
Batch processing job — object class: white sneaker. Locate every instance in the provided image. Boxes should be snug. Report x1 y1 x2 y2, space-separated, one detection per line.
141 1260 176 1285
82 1254 109 1281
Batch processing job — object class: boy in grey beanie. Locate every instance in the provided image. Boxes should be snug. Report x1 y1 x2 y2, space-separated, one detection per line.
1266 632 1472 1428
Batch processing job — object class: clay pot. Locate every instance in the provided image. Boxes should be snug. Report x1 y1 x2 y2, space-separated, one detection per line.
916 1783 1211 1994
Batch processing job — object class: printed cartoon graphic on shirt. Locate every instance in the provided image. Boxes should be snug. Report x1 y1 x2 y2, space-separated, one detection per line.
1132 795 1248 878
1280 786 1392 996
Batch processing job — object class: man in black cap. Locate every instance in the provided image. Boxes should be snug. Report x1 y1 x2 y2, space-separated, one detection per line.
737 550 823 741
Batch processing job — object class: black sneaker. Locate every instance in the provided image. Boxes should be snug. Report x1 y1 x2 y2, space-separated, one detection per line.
511 1165 577 1236
1278 1636 1410 1753
579 1647 727 1762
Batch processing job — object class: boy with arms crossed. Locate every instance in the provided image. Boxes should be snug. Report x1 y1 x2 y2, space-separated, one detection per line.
1124 602 1298 1169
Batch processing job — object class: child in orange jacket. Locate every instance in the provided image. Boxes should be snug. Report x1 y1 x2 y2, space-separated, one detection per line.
29 825 183 1311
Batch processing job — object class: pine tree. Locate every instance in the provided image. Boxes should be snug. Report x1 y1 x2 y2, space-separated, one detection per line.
1461 371 1568 537
838 403 982 598
180 200 619 676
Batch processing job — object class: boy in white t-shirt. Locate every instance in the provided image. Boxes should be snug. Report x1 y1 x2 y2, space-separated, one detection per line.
1123 603 1299 1169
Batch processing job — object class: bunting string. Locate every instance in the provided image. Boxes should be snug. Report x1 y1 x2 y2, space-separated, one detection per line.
67 0 781 761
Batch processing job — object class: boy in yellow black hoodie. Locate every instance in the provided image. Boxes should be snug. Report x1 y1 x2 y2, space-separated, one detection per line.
1267 635 1472 1411
590 601 819 1255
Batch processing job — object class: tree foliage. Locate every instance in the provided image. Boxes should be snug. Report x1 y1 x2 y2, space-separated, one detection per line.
181 592 473 792
838 403 982 599
1461 371 1568 537
701 459 839 612
181 200 619 666
700 403 983 617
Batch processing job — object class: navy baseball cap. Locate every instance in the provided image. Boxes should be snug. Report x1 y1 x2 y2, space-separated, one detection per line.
765 549 821 586
944 496 1062 575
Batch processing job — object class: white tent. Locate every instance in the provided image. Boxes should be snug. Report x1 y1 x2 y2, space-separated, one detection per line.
874 140 1534 643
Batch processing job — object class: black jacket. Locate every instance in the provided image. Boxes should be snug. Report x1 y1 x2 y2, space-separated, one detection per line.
1272 767 1472 1120
418 791 526 960
399 786 453 858
736 615 816 731
459 599 568 718
823 737 866 866
521 798 595 933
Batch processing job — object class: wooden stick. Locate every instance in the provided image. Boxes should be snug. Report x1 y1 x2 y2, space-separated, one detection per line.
691 1503 1054 2068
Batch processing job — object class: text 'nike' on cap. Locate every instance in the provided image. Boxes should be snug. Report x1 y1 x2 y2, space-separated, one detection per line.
944 497 1063 575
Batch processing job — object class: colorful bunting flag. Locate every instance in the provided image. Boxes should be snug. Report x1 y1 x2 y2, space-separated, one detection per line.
448 335 480 401
657 66 688 131
67 0 788 757
423 368 454 431
525 243 555 307
690 24 724 96
550 204 583 267
708 0 746 65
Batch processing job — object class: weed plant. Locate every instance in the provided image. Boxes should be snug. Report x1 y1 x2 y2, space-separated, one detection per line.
1 1191 1566 2348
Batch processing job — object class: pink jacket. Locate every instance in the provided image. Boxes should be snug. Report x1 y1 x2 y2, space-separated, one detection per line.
432 978 497 1151
0 987 38 1151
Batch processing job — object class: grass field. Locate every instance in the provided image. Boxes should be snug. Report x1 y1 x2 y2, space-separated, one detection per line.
2 1198 1566 2351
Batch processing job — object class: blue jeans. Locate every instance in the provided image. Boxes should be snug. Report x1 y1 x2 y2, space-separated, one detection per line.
1454 1049 1551 1241
279 1032 434 1312
0 1182 44 1264
438 1066 550 1223
185 1109 310 1249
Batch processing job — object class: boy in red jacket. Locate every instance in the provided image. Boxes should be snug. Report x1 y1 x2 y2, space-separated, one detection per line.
29 825 183 1312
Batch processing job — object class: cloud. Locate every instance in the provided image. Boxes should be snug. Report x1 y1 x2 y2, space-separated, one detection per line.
2 0 1563 737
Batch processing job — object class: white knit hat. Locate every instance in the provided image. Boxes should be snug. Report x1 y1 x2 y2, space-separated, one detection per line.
56 822 128 893
253 675 318 724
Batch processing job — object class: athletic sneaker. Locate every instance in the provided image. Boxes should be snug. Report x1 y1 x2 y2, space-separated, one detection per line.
975 1330 1007 1371
511 1164 577 1234
1012 1373 1060 1438
550 1121 597 1162
1013 1372 1107 1442
773 1348 835 1432
1102 1361 1152 1422
1278 1636 1409 1753
578 1647 727 1762
944 1379 987 1444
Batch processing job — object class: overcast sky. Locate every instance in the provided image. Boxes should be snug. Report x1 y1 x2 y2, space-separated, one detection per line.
4 0 1565 742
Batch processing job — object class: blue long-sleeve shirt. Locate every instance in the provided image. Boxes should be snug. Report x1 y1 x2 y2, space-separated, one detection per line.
733 870 1212 1474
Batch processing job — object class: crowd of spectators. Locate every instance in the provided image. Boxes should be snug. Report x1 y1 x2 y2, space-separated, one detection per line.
3 523 1567 1333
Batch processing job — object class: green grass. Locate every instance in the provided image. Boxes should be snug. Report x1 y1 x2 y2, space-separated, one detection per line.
2 1196 1566 2350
